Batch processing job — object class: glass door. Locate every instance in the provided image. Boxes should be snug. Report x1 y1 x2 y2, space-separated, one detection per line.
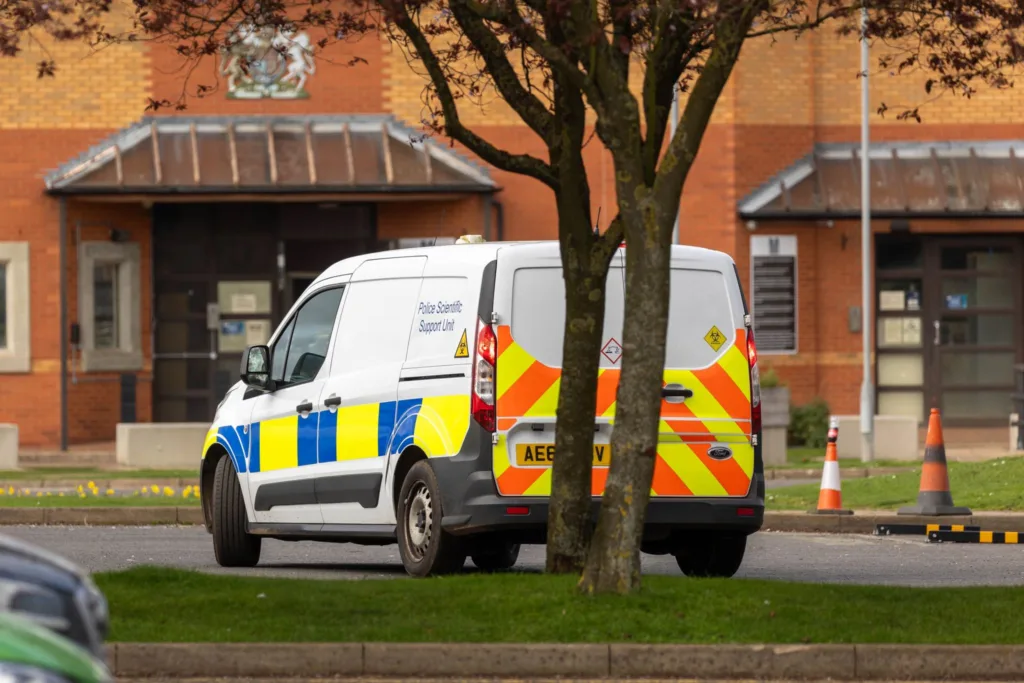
926 240 1021 425
875 235 928 423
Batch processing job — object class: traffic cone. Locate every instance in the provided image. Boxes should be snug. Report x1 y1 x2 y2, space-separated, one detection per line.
809 417 852 515
898 408 972 516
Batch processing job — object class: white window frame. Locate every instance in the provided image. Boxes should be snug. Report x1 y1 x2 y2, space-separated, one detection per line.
0 242 30 373
750 234 799 355
78 241 142 372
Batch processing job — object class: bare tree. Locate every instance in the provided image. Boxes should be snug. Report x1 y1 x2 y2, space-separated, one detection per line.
9 0 1024 590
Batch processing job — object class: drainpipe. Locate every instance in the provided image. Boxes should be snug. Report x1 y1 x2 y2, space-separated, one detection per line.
482 194 493 241
493 199 505 241
59 197 68 452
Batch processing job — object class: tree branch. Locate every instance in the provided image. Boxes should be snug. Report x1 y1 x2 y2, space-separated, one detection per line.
383 1 558 189
640 3 705 185
651 0 767 227
745 4 848 39
466 0 604 115
450 0 555 144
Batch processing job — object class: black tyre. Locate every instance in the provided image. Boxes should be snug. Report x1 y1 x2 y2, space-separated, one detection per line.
471 542 521 571
212 455 261 567
396 460 466 577
674 534 746 578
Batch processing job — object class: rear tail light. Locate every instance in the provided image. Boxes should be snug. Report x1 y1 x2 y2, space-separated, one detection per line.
747 330 761 439
472 317 497 432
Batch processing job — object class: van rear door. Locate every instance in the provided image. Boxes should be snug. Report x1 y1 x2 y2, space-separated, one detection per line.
490 243 754 499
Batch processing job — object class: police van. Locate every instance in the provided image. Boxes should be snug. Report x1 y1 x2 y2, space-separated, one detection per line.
200 238 764 578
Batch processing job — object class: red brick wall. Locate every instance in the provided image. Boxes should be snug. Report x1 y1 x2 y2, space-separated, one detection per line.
63 202 153 444
0 130 121 445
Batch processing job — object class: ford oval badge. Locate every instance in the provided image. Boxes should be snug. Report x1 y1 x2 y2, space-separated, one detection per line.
707 446 733 460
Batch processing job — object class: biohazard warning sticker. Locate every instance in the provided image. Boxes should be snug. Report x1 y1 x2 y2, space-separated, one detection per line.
704 325 726 352
601 338 623 364
454 329 470 358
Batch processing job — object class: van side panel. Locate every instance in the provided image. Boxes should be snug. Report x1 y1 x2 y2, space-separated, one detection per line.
396 271 478 459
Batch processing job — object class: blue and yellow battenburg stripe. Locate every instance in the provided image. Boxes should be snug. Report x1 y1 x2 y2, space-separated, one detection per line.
204 395 470 474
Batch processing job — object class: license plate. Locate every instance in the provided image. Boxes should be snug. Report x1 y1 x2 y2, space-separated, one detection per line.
514 443 611 467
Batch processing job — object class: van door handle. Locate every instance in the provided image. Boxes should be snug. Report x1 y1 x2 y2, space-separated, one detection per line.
324 395 341 408
662 386 693 400
296 401 313 414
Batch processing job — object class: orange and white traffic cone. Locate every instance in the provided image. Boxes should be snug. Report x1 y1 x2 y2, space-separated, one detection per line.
809 417 853 515
898 408 972 516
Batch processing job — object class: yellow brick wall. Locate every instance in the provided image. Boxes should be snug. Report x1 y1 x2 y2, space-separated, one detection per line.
734 32 813 125
0 2 150 129
811 28 1024 125
730 22 1024 126
384 35 736 134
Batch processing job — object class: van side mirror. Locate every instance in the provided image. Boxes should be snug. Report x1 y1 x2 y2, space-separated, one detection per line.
240 345 273 390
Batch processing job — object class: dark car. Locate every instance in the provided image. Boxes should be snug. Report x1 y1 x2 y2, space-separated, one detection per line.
0 533 109 660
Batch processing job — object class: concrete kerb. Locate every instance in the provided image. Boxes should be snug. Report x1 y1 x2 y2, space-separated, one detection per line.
105 643 1024 680
766 467 912 481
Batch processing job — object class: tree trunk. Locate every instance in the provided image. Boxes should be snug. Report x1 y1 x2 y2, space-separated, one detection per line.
578 223 671 594
545 202 612 573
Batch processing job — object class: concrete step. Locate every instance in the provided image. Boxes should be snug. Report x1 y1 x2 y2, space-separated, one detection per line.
17 448 117 468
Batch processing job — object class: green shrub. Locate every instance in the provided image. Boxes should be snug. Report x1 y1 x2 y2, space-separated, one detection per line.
789 398 831 448
760 365 781 388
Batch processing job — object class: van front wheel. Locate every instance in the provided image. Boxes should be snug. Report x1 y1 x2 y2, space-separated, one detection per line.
211 455 261 567
397 460 466 577
673 533 746 578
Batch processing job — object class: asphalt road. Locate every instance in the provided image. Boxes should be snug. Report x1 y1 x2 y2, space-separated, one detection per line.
5 525 1024 586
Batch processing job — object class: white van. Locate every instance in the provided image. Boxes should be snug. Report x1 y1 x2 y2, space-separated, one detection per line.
200 239 764 577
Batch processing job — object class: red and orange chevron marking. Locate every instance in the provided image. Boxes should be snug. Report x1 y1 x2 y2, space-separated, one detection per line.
492 325 754 497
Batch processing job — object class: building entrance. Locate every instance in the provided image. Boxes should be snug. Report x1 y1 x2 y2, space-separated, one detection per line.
875 234 1022 426
152 202 375 422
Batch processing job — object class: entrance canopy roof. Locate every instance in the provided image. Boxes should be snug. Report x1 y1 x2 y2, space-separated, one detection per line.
44 115 497 196
738 141 1024 221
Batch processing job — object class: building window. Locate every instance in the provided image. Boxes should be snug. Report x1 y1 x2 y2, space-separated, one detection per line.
78 241 142 372
93 263 119 349
0 242 30 373
750 235 798 354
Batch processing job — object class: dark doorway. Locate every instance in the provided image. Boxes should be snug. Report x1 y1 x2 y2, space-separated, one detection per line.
152 202 376 422
875 233 1023 427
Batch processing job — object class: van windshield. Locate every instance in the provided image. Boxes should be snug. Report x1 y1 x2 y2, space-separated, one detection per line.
509 265 736 370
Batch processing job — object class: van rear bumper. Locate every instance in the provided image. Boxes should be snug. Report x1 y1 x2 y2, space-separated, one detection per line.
435 465 765 544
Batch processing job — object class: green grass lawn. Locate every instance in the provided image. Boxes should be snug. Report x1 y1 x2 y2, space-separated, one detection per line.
94 566 1024 644
0 468 196 481
769 456 1024 511
781 448 909 469
0 482 200 507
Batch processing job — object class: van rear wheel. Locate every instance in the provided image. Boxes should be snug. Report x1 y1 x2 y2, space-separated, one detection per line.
397 460 466 577
212 455 261 567
673 533 746 578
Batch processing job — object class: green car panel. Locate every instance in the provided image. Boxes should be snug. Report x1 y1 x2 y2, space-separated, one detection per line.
0 612 110 683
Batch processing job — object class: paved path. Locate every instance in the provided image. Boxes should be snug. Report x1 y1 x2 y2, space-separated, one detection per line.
4 526 1023 586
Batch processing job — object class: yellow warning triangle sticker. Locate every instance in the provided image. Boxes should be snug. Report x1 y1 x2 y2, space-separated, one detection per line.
454 329 470 358
704 325 726 351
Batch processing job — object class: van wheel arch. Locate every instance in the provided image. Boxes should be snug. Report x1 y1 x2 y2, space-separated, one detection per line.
393 446 428 514
201 447 228 533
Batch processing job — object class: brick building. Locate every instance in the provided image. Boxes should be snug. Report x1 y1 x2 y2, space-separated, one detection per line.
0 11 1021 450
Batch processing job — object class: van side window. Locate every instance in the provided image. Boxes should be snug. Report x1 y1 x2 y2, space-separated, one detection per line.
270 318 295 383
276 286 345 387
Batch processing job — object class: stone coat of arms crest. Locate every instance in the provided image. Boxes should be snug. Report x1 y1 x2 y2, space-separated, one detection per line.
219 21 315 99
